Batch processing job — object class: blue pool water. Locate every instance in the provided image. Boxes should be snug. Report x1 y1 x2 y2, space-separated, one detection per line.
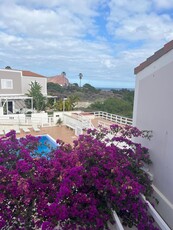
35 135 58 155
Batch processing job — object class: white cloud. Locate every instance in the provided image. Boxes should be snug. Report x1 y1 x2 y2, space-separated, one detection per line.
109 0 150 16
0 4 94 38
107 0 173 42
153 0 173 9
114 13 173 41
0 0 173 88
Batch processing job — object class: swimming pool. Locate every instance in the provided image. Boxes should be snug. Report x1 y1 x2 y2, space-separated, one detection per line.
35 135 58 155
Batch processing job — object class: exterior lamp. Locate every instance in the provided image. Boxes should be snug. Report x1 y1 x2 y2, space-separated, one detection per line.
63 97 67 112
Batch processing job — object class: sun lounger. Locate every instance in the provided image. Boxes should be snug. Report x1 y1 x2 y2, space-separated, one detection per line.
32 125 40 132
4 128 11 134
0 129 4 135
13 126 21 134
22 127 30 133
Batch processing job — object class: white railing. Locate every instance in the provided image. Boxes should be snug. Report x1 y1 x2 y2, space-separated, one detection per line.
112 195 171 230
93 111 133 126
63 112 132 137
0 114 26 125
141 195 171 230
0 111 132 128
0 114 55 127
63 114 94 136
112 210 124 230
63 114 82 130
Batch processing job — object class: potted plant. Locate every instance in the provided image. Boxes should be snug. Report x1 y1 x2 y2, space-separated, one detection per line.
56 118 63 126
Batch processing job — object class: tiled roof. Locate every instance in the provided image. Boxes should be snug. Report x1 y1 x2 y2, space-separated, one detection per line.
22 70 46 78
134 40 173 74
47 75 69 86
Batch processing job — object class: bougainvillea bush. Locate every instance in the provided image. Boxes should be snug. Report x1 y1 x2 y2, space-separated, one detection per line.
0 125 158 230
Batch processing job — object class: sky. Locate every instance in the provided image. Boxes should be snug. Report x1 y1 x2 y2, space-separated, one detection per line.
0 0 173 88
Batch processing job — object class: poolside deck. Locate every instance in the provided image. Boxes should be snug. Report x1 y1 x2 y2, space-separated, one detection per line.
0 116 117 145
1 125 77 145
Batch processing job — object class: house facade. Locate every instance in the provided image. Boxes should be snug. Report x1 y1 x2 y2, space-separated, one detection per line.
0 68 47 114
133 40 173 228
0 68 47 96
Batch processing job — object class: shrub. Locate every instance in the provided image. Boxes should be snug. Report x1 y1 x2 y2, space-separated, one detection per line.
0 126 158 230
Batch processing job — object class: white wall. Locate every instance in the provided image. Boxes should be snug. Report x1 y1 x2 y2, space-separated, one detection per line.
0 107 3 115
133 49 173 228
0 114 26 125
31 112 48 126
53 111 80 124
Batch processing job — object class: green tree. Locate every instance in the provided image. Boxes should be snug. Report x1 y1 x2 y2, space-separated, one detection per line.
53 95 79 111
47 82 63 94
83 83 97 93
53 99 63 111
26 81 46 112
90 97 133 117
68 94 79 109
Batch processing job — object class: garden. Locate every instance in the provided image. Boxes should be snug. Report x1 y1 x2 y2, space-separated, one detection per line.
0 125 159 229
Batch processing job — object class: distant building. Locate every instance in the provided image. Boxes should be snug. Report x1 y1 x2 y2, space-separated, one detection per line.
48 73 69 87
133 40 173 228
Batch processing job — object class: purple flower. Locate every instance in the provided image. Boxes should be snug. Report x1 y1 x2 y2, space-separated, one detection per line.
0 124 158 230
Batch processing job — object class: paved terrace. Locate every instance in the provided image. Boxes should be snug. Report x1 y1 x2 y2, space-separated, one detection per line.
0 118 116 145
0 125 76 145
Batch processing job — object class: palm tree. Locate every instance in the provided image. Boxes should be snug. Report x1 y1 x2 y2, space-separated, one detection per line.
79 73 83 87
5 66 12 69
26 81 46 112
61 71 66 76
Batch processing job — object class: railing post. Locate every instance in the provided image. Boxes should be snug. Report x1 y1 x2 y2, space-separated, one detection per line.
112 210 124 230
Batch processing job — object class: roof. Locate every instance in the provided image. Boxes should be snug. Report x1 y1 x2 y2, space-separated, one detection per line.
134 40 173 74
22 70 46 78
47 74 69 86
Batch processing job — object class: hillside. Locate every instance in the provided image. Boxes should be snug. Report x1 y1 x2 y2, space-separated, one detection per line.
48 83 117 101
47 82 134 117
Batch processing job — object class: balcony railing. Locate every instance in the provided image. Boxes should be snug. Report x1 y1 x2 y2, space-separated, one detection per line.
112 194 171 230
93 111 133 126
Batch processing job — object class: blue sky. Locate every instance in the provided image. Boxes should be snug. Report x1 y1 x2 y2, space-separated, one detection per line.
0 0 173 88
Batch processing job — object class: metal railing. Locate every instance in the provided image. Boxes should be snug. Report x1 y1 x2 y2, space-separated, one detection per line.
93 111 133 126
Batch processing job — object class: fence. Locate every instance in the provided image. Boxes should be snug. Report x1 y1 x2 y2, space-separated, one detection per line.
112 196 171 229
0 114 55 127
63 114 93 136
93 111 133 126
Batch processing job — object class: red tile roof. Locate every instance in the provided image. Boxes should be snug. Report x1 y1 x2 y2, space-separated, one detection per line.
47 75 69 86
22 70 46 78
134 40 173 74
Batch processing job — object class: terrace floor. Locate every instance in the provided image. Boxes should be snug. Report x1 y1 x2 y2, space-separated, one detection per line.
0 118 116 145
12 125 77 145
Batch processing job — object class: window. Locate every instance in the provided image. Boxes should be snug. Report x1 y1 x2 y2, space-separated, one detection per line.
1 79 13 89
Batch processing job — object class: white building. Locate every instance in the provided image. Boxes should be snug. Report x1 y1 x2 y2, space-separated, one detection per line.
133 40 173 228
0 68 47 114
0 68 47 96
